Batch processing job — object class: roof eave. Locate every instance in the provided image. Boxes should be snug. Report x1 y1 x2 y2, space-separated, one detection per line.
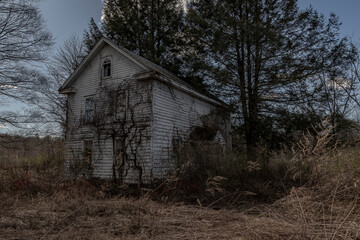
59 37 151 91
59 39 107 91
153 73 224 107
59 87 76 95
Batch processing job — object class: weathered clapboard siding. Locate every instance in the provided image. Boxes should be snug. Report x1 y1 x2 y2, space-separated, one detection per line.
65 83 153 182
64 44 153 182
61 38 230 183
67 45 146 129
151 80 219 177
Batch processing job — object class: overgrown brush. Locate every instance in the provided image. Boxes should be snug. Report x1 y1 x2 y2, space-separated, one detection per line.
269 119 360 195
258 119 360 239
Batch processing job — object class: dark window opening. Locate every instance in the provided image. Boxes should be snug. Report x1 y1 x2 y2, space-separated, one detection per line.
172 136 182 155
84 98 94 123
83 140 93 167
114 138 125 167
189 126 218 142
113 91 127 121
103 59 111 78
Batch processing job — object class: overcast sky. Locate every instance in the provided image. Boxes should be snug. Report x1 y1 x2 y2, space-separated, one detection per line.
38 0 103 49
37 0 360 49
2 0 360 132
298 0 360 40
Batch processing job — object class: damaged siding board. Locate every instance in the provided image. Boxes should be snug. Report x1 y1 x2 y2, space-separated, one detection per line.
152 80 216 177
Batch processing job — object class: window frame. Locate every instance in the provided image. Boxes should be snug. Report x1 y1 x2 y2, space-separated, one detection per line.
102 58 112 79
172 135 183 154
112 90 127 121
84 97 95 123
114 137 125 167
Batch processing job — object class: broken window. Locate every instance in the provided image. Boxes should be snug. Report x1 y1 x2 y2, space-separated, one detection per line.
189 126 218 142
83 140 93 167
103 59 111 78
84 98 94 123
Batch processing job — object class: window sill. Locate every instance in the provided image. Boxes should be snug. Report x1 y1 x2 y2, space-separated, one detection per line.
102 76 112 80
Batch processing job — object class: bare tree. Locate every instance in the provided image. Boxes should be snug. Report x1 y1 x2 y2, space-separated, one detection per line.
342 50 360 109
317 75 354 127
51 35 87 77
0 0 53 126
31 35 86 136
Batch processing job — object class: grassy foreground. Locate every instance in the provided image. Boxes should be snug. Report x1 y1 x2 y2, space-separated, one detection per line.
1 154 360 240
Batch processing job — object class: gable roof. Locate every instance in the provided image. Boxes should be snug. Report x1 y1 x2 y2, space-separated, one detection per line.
59 38 223 106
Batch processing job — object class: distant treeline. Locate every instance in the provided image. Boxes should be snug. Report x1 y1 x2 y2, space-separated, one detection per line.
0 134 64 166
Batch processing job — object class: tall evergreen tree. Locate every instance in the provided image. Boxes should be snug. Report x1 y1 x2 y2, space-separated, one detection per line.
83 17 104 52
99 0 185 75
185 0 356 154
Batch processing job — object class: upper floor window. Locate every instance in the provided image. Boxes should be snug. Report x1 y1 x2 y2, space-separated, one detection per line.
103 59 111 78
84 98 94 123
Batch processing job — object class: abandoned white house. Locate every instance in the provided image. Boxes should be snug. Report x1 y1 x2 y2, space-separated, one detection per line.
59 38 231 183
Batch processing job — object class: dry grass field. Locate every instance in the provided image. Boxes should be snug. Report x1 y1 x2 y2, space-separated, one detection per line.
1 167 360 240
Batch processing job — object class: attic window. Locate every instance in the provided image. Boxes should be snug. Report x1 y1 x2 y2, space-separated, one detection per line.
103 59 111 78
